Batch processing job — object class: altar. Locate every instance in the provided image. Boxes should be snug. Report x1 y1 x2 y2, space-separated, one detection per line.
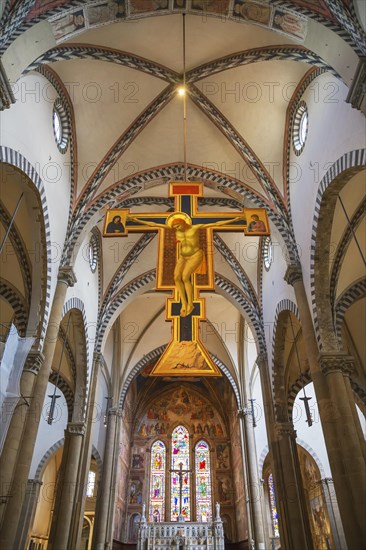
137 504 225 550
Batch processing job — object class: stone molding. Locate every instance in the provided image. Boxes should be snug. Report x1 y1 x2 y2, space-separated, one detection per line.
23 350 45 375
256 353 268 369
319 353 355 377
58 266 77 287
284 264 303 286
274 422 297 439
66 421 85 436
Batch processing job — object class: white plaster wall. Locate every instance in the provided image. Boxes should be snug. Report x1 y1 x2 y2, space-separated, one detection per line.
288 73 365 310
293 382 331 478
65 231 100 378
92 370 108 460
251 366 269 468
30 382 68 478
1 72 72 307
261 223 296 366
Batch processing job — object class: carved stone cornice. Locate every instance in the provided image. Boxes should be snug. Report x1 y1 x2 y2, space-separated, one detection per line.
319 353 355 377
346 57 366 115
0 60 15 111
58 266 77 287
23 350 45 375
27 479 43 487
93 351 103 366
284 264 303 286
274 422 297 439
107 407 120 416
255 353 268 369
66 421 85 436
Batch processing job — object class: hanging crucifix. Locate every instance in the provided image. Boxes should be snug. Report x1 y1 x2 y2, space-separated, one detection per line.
103 182 270 376
170 461 192 522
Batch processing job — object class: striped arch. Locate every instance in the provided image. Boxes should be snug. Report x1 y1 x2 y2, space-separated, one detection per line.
62 298 90 418
310 150 366 350
34 438 64 481
34 439 103 483
334 278 366 340
271 299 300 363
91 226 103 311
330 196 366 307
0 147 52 348
271 299 301 414
287 372 313 421
36 65 76 211
95 270 157 352
92 444 103 481
0 201 32 306
2 3 360 57
296 439 327 479
283 67 326 211
48 371 74 421
0 278 28 336
96 267 266 357
118 345 241 413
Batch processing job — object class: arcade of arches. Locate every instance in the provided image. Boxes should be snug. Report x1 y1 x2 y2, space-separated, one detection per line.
0 2 365 550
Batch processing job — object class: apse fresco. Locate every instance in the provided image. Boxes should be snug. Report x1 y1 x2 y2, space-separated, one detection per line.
135 387 226 439
19 0 353 30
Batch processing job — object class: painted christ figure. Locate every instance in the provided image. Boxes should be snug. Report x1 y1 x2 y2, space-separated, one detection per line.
128 212 243 317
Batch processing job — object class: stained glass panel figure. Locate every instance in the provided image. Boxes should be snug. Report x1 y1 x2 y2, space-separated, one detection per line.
195 440 212 521
149 440 166 521
171 425 190 521
268 473 279 537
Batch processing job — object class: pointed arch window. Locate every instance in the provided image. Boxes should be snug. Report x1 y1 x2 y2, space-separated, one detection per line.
195 440 212 521
268 473 279 537
171 425 190 521
149 440 166 522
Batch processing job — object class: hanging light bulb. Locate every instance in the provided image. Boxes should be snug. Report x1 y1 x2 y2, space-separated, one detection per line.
177 86 186 96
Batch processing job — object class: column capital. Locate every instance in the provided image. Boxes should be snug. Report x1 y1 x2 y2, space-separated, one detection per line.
255 353 268 369
274 421 297 439
66 421 85 436
27 478 43 487
23 350 45 375
284 263 303 286
237 408 246 419
58 266 77 287
93 351 103 365
319 352 355 377
108 407 121 418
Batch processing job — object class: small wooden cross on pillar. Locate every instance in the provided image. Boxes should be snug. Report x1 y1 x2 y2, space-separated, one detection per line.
103 182 269 376
170 461 192 522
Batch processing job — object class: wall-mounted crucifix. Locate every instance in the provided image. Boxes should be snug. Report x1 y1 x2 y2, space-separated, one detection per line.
103 182 269 377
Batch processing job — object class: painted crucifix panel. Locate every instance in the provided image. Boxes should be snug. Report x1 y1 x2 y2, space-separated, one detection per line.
103 182 269 376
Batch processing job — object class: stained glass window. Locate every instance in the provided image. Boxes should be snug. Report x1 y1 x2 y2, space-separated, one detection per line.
268 473 279 537
171 425 190 521
149 440 166 522
195 440 212 521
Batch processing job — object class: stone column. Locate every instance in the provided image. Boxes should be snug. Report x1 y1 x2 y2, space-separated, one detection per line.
319 353 366 543
274 422 313 550
237 408 266 550
48 421 85 550
93 407 119 550
285 264 366 548
321 478 346 550
68 352 101 549
256 353 312 550
0 266 76 548
0 350 43 525
14 478 43 549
